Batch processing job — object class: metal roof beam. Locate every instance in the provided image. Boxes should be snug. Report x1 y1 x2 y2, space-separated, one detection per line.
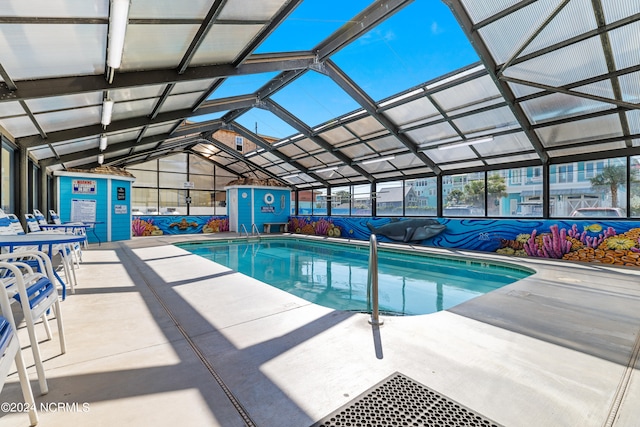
0 52 316 103
322 60 442 174
221 68 308 124
315 0 413 60
502 13 640 68
501 76 640 110
231 0 304 67
177 0 228 73
228 121 331 187
444 0 549 164
200 135 289 185
263 99 376 182
472 0 537 31
17 95 254 148
39 133 200 167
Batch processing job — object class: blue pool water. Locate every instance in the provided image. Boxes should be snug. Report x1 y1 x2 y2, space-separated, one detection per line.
177 238 532 316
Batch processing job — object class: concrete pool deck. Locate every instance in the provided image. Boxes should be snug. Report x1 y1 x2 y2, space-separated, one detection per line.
1 233 640 426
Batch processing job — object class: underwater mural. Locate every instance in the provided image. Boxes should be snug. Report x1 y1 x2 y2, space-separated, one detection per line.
133 214 640 267
132 216 228 236
288 216 640 267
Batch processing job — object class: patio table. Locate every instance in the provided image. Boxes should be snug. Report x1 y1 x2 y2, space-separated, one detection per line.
0 233 87 299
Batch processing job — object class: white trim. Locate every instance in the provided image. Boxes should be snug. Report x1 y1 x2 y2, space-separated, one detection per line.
53 170 136 182
224 185 291 191
251 188 255 227
107 179 112 242
56 180 61 219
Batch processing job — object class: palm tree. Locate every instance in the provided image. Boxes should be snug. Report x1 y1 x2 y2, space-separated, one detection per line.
590 164 626 206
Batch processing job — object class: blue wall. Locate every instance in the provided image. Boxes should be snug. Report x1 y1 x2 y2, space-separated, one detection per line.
288 216 640 266
227 187 291 233
253 188 290 231
111 180 132 241
58 176 108 243
57 174 133 243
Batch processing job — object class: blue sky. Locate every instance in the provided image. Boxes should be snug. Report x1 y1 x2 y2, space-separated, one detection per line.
200 0 478 139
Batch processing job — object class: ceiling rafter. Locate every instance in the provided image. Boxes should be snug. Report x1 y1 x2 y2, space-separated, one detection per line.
228 121 331 187
444 0 549 165
187 0 305 120
39 133 200 167
185 149 246 180
590 0 633 148
17 94 257 148
322 59 442 175
471 0 537 31
200 134 289 185
504 13 640 69
315 0 413 60
0 53 316 104
263 99 376 182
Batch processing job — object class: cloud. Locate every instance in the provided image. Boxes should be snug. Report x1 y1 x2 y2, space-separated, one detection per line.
431 21 444 35
358 29 396 45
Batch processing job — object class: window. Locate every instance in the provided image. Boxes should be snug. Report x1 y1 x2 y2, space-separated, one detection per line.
487 171 508 217
331 186 351 215
443 172 484 217
1 141 15 213
127 153 226 215
235 136 243 152
313 189 328 215
351 184 371 216
510 169 521 185
376 181 403 216
405 178 436 216
558 165 573 183
550 158 626 217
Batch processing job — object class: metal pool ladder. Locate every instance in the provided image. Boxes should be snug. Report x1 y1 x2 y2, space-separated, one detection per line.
367 234 383 326
251 223 261 240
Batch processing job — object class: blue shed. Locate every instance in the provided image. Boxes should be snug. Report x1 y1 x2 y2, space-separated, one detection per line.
226 185 291 234
54 170 136 243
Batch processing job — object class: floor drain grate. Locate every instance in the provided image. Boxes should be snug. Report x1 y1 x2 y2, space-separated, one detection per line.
311 372 503 427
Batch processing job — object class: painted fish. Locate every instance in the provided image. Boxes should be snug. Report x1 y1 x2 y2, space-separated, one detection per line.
584 224 602 233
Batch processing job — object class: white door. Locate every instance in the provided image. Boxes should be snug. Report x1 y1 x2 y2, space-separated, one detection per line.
229 189 238 231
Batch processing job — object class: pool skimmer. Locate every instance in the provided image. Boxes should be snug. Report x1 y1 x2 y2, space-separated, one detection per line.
311 372 502 427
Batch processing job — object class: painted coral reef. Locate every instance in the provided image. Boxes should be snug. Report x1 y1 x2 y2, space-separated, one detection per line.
132 218 162 237
498 223 640 266
289 217 342 237
203 217 229 233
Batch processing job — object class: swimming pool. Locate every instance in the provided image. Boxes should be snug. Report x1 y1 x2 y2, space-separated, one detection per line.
176 238 533 316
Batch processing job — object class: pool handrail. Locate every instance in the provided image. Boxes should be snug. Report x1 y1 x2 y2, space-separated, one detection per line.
240 224 249 238
367 234 383 326
251 223 261 239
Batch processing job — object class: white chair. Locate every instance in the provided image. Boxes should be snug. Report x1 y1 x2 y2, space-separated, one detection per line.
0 255 66 395
0 209 15 237
33 209 48 227
7 214 26 235
23 214 80 293
24 214 41 233
49 210 62 225
0 265 39 426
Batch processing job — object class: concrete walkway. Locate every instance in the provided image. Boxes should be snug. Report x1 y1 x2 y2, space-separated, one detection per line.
1 234 640 426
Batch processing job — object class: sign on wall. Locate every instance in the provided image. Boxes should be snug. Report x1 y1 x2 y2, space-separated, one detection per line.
117 187 126 200
71 198 97 222
114 204 128 214
72 179 97 194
